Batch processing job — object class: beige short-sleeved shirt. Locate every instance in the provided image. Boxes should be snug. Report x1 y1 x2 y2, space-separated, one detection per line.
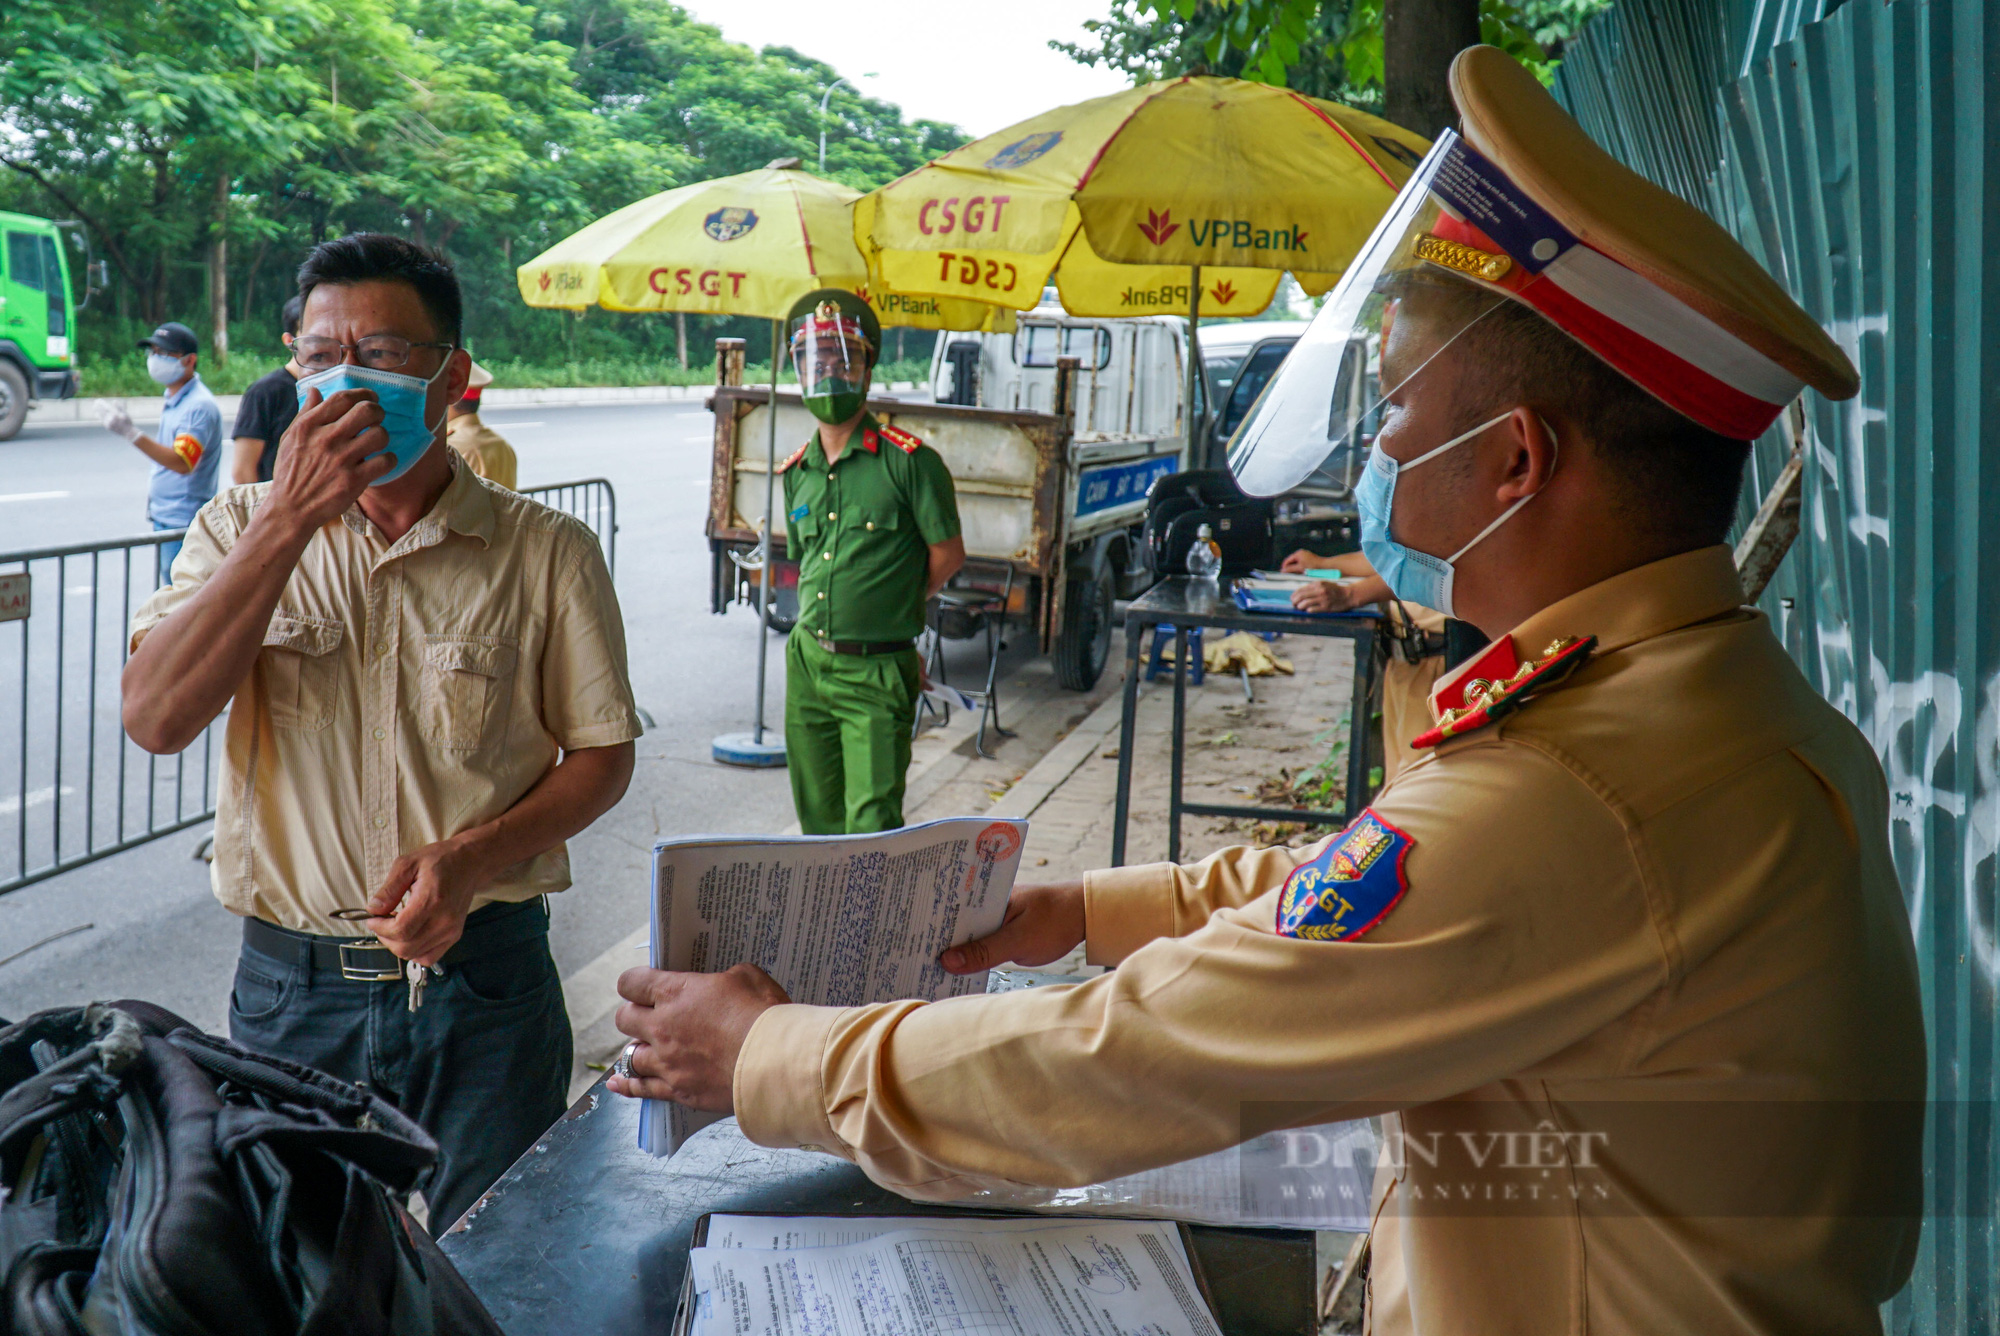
446 411 519 492
730 547 1924 1336
131 457 642 935
1377 600 1447 783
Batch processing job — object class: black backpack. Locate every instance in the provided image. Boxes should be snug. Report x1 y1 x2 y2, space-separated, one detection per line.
0 1001 502 1336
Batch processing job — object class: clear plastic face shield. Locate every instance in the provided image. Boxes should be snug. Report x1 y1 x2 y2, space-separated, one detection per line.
1226 129 1517 499
789 300 876 424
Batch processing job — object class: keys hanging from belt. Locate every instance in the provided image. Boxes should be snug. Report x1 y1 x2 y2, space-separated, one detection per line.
331 907 436 1009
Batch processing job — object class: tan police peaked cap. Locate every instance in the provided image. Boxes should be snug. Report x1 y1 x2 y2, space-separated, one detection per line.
1445 45 1858 433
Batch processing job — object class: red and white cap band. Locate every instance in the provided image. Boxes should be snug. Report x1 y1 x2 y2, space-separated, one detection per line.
1425 140 1802 439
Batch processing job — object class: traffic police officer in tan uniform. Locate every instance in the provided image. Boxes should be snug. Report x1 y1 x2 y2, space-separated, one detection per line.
445 361 519 489
608 50 1925 1335
778 289 965 833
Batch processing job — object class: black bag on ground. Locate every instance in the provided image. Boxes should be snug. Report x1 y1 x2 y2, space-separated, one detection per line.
0 1001 502 1336
1143 469 1276 576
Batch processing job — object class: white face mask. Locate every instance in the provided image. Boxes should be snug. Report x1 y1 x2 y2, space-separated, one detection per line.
147 353 187 387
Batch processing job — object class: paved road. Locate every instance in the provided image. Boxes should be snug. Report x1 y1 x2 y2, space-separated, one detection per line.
0 400 1012 1028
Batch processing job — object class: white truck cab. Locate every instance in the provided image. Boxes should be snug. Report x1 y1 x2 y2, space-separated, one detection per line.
932 294 1191 441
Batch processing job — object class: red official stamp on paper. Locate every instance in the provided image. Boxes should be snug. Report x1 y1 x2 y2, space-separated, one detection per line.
975 822 1022 864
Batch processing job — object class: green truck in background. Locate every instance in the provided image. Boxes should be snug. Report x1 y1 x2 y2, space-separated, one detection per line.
0 210 82 440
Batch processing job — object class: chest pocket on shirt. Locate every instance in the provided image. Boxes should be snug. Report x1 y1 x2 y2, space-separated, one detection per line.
421 635 518 752
839 507 900 538
260 614 344 732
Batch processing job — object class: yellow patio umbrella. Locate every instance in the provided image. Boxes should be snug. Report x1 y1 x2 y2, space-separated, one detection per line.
517 159 1009 765
854 78 1430 440
517 159 1012 330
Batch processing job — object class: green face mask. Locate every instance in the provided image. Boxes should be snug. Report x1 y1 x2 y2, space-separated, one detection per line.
791 302 875 426
803 389 867 424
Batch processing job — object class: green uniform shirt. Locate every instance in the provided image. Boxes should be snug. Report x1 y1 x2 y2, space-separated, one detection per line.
781 415 960 643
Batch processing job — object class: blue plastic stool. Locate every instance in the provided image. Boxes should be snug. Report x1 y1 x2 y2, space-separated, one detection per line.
1145 624 1204 686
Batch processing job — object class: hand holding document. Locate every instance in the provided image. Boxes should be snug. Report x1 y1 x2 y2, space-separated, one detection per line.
640 817 1027 1155
678 1214 1224 1336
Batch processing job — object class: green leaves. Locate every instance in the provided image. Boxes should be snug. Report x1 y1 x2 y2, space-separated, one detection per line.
1 0 966 358
1079 0 1604 99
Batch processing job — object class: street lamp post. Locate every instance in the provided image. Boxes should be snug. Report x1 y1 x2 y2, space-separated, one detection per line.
818 73 875 173
816 78 848 174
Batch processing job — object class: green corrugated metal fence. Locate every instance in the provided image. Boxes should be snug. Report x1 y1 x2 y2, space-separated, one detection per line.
1556 0 1999 1330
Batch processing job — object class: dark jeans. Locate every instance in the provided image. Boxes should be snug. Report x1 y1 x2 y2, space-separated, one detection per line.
227 907 572 1235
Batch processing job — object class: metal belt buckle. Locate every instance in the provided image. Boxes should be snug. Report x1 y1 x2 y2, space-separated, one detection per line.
337 940 404 983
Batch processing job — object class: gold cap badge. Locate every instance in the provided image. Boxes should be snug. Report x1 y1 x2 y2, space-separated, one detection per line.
1414 233 1514 283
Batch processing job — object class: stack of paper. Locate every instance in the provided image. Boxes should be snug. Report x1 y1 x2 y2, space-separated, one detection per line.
641 817 1026 1155
677 1214 1223 1336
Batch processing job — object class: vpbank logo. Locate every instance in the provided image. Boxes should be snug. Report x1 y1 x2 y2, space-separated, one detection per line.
538 271 551 291
1136 208 1180 245
984 131 1061 170
1209 279 1239 305
704 207 759 241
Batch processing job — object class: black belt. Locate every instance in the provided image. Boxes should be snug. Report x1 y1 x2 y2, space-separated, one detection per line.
242 896 551 982
815 636 911 656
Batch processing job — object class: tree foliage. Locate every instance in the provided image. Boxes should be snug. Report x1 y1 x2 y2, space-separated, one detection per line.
0 0 965 371
1057 0 1611 111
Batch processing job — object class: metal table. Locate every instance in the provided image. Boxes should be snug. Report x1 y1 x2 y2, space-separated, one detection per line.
442 1075 1317 1335
1112 577 1378 865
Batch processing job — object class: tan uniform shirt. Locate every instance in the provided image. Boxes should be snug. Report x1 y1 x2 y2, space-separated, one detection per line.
733 546 1924 1335
131 457 642 935
446 412 519 491
1378 601 1446 783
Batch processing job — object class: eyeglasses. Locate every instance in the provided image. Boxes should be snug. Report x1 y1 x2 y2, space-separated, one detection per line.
293 335 456 372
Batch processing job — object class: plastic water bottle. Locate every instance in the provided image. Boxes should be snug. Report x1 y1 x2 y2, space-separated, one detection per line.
1185 523 1223 581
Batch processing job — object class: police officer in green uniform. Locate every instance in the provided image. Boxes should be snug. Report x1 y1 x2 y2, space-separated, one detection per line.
778 290 965 833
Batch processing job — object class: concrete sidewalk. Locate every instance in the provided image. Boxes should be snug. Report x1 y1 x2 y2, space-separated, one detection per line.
1006 631 1363 880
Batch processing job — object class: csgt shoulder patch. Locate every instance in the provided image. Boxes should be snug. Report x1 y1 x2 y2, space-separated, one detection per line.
1276 809 1414 942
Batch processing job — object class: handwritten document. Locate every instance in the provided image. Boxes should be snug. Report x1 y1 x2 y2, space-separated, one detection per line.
683 1216 1222 1336
640 817 1027 1156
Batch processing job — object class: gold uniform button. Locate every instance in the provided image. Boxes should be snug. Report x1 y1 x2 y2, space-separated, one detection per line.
371 727 386 740
827 512 837 520
822 551 831 560
865 521 875 530
817 591 826 600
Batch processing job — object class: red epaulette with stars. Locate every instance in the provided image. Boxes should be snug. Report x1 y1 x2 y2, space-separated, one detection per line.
1410 634 1597 750
876 422 924 454
775 441 811 474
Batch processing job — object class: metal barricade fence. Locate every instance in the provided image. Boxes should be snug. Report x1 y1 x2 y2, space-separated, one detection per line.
0 478 617 898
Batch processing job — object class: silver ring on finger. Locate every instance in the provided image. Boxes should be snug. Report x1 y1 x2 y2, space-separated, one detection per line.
614 1040 638 1081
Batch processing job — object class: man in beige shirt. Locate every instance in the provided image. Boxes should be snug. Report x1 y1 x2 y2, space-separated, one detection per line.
123 233 640 1234
604 48 1925 1334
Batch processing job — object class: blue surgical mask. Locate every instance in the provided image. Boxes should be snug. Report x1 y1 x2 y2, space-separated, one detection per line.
147 353 185 387
1357 410 1551 618
296 359 453 486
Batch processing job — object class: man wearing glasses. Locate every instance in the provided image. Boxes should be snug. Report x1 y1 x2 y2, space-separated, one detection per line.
121 233 642 1234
